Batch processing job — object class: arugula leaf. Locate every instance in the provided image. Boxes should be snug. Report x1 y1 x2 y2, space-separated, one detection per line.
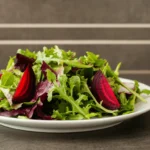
63 59 92 68
101 63 109 76
55 75 87 118
95 59 107 68
117 79 146 102
86 51 99 63
52 110 66 120
54 86 88 118
140 89 150 95
118 81 140 114
119 93 128 106
79 51 106 70
69 76 80 97
52 75 105 119
114 62 122 76
76 94 88 105
36 50 90 68
66 114 84 120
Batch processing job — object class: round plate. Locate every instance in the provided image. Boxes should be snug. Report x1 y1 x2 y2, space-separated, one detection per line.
0 78 150 133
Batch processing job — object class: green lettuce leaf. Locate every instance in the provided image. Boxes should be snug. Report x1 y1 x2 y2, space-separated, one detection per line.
0 71 14 88
6 57 15 71
0 98 12 111
46 69 56 82
17 49 36 59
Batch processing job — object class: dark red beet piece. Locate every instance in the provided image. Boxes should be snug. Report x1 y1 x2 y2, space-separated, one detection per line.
92 71 120 110
12 65 36 103
15 53 35 72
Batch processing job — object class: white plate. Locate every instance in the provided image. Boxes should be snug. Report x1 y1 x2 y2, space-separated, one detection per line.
0 78 150 133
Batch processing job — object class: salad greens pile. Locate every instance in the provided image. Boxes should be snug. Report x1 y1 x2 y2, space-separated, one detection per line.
0 45 149 120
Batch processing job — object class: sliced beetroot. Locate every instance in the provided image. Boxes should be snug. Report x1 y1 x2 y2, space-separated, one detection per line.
15 53 35 72
41 61 57 78
12 65 36 103
92 70 120 110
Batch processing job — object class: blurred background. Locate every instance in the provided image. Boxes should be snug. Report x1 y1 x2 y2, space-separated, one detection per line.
0 0 150 84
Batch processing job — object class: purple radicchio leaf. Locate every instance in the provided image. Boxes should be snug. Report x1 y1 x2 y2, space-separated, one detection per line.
0 107 32 117
41 61 57 78
32 94 52 120
36 105 52 120
33 80 54 101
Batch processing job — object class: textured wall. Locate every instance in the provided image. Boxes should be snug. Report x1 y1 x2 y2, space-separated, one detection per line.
0 0 150 23
0 0 150 84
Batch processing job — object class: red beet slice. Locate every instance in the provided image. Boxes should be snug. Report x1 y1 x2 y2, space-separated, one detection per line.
92 71 120 110
12 65 36 103
15 53 35 72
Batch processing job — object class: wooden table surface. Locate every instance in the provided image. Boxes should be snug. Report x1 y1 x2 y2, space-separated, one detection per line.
0 112 149 150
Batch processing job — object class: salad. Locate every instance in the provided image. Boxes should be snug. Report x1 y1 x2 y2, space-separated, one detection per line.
0 45 149 120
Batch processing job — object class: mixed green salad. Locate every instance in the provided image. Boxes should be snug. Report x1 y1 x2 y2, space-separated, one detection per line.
0 46 149 120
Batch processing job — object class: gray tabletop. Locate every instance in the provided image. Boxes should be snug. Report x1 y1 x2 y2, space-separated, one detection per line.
0 112 149 150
